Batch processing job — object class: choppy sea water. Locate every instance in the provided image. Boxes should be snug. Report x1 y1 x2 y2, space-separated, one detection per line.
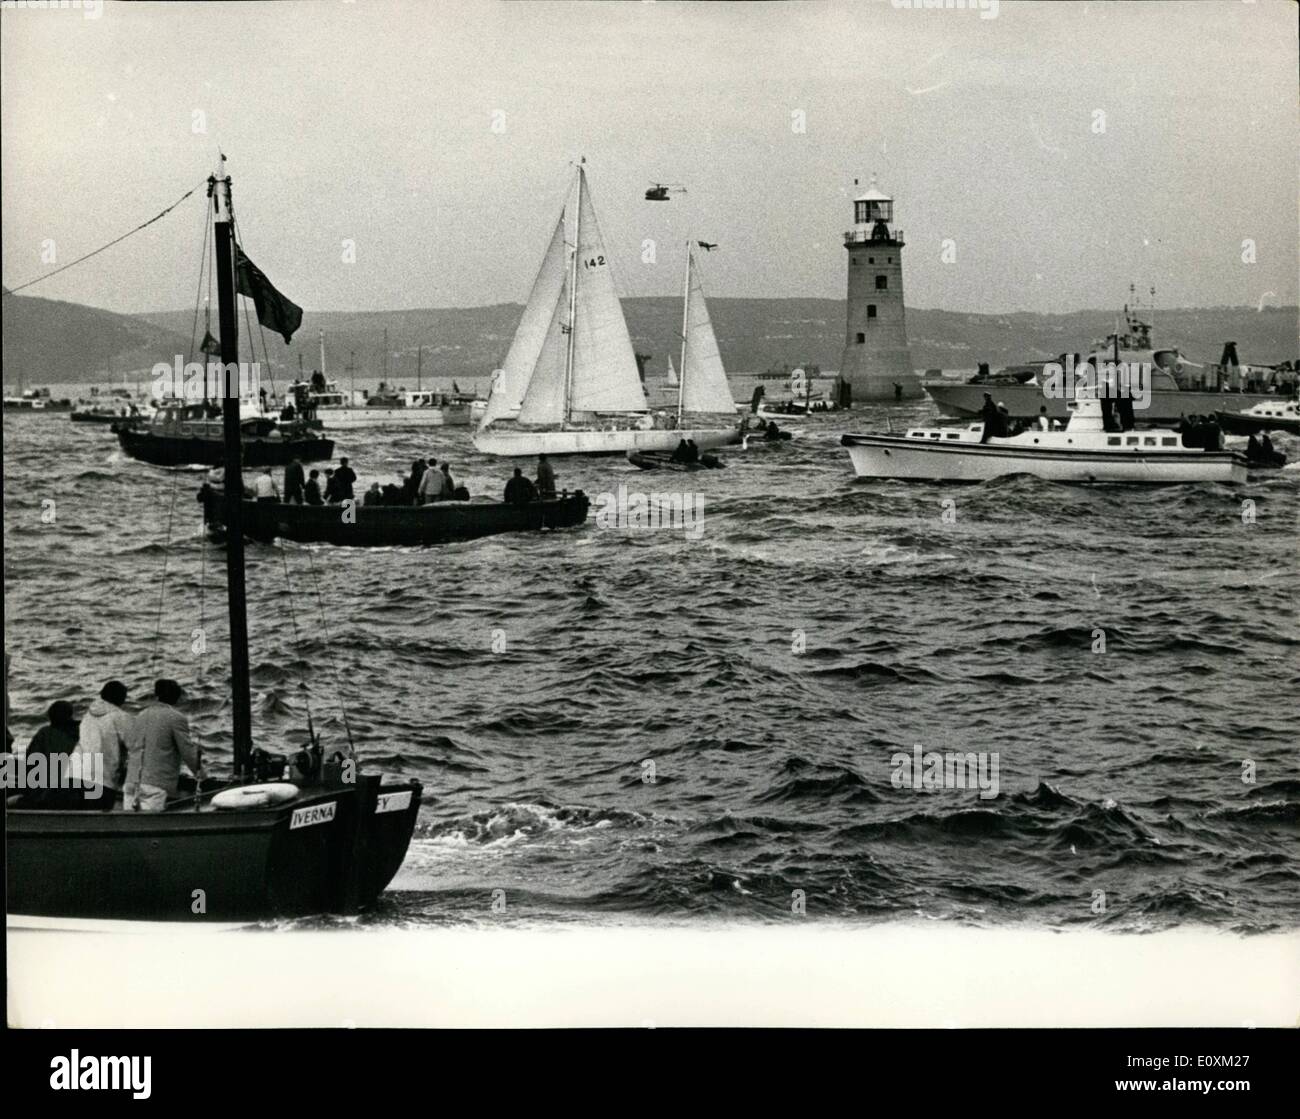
4 404 1298 932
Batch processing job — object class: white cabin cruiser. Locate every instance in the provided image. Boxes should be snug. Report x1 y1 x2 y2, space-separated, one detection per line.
840 395 1246 484
304 381 475 429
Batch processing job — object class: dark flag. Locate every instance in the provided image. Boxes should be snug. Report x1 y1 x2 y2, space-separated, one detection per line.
199 329 221 356
235 247 303 344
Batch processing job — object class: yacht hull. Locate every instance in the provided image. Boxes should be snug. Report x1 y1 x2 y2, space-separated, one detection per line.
472 424 742 457
841 434 1246 484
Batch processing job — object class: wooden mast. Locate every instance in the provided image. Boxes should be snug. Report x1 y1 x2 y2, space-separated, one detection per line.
211 159 253 777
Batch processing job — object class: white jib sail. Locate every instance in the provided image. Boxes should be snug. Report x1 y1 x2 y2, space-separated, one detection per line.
481 211 567 427
680 249 737 415
567 169 649 415
515 269 571 426
666 355 679 386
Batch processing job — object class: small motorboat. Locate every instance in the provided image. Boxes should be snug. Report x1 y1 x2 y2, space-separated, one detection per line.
1215 399 1300 437
840 394 1246 484
626 450 724 471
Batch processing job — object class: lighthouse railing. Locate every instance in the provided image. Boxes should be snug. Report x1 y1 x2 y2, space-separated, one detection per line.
843 228 904 245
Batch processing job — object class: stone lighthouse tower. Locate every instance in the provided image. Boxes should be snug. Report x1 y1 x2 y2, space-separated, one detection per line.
838 176 921 402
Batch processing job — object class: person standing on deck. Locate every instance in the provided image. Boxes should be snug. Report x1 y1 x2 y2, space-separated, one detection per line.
304 469 324 505
504 467 537 505
76 680 133 810
253 467 279 503
334 457 357 501
124 679 199 812
536 453 556 499
284 457 305 505
418 458 447 504
979 393 1000 443
405 459 427 503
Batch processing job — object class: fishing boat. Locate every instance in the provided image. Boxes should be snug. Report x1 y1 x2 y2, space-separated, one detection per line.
840 393 1246 484
119 402 334 467
473 164 744 457
1215 398 1300 437
199 485 590 547
6 162 421 924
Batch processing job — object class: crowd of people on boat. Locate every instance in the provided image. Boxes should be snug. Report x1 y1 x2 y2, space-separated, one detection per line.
215 453 565 510
6 679 197 812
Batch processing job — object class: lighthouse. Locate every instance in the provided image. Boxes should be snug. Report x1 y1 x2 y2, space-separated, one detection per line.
838 176 921 402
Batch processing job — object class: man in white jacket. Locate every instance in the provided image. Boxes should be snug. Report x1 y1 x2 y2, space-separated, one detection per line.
76 680 133 810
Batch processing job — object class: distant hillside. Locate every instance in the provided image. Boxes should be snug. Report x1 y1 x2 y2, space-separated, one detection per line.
0 288 189 386
135 300 1300 386
4 287 1295 390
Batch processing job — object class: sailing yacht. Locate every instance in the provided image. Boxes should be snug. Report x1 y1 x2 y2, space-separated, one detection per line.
473 165 744 457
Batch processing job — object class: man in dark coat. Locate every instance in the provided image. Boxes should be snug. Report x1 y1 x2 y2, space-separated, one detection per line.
979 392 1000 443
284 457 305 505
333 457 357 501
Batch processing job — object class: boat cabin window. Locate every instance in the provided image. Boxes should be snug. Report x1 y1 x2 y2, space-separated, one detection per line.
1162 437 1176 446
1107 436 1121 446
946 432 959 439
1143 437 1156 446
1126 436 1140 446
929 432 940 439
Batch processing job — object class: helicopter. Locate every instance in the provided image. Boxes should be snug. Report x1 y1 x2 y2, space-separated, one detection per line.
645 182 686 202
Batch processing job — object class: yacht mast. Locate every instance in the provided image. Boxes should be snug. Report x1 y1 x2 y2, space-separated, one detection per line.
562 164 582 429
210 158 253 777
677 241 690 428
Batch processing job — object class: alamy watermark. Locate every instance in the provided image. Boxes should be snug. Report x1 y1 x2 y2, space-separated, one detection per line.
593 484 706 540
891 744 1000 800
1042 357 1153 410
2 751 106 796
0 0 103 19
151 358 262 403
891 0 999 20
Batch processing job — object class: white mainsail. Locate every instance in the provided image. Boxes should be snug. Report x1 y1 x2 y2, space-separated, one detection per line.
665 355 678 386
515 271 571 427
567 168 649 416
481 211 567 427
679 248 738 415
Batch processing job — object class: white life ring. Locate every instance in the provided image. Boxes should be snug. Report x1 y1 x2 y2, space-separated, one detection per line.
210 782 300 810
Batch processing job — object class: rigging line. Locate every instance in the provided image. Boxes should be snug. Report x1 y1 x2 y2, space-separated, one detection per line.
149 202 214 680
186 204 212 377
302 546 358 760
2 181 204 298
274 541 317 742
148 469 185 675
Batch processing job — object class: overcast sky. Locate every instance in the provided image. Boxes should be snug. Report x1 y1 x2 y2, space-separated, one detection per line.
2 0 1296 316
